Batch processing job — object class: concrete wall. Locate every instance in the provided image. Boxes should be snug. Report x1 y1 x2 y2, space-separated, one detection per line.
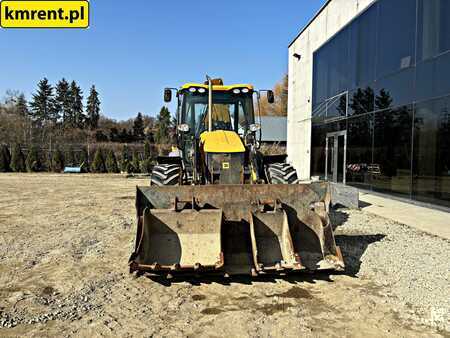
287 0 376 180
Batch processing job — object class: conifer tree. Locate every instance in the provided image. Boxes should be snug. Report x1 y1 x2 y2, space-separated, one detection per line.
141 140 153 173
133 112 145 141
120 145 130 172
105 150 119 173
54 79 71 127
26 145 41 172
0 144 11 172
69 81 84 128
29 78 54 125
86 85 101 130
10 144 26 172
155 107 172 144
15 94 29 117
131 151 141 174
91 148 106 173
51 148 65 172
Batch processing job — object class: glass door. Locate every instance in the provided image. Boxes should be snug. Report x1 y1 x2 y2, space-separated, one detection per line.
325 131 347 184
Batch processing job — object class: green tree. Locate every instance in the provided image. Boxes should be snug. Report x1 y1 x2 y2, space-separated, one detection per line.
29 78 54 125
15 94 29 117
155 107 172 144
86 85 101 130
10 144 26 172
51 148 65 172
91 148 106 173
133 112 145 141
105 150 119 173
26 145 41 172
54 79 71 127
0 144 11 172
70 81 84 129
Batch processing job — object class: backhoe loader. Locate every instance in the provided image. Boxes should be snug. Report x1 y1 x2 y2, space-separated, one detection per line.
129 77 344 277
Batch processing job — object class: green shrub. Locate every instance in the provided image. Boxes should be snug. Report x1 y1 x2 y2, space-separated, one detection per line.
0 144 11 172
51 148 65 172
105 150 119 173
144 140 153 160
10 144 26 172
26 146 41 172
91 148 106 173
131 151 141 173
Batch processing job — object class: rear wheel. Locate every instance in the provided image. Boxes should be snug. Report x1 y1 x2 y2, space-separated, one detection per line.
267 163 299 184
150 164 181 186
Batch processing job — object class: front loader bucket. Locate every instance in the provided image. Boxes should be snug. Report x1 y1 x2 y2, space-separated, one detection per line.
129 183 345 276
134 208 224 272
250 205 303 273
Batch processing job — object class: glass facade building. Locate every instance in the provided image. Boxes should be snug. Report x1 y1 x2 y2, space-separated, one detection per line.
311 0 450 208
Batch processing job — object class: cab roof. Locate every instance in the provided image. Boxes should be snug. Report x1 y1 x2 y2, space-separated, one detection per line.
181 83 254 91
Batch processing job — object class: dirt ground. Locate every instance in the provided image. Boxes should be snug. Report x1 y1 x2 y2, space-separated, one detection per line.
0 174 447 337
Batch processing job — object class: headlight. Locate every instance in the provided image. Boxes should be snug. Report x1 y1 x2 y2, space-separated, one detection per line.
233 88 241 94
242 88 249 93
198 88 206 93
189 87 197 93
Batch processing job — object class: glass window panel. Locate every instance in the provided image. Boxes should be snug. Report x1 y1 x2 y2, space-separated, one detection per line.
311 123 327 178
377 0 416 78
349 3 378 86
312 46 329 112
372 105 413 197
416 52 450 102
346 113 374 189
417 0 450 61
326 27 351 99
412 96 450 207
348 86 375 116
326 92 348 119
375 68 415 108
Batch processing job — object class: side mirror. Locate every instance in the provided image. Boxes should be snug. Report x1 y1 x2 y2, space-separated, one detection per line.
164 88 172 102
177 123 190 133
267 90 275 104
249 123 261 132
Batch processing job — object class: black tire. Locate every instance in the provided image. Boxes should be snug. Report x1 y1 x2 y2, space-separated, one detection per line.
150 164 181 186
267 163 299 184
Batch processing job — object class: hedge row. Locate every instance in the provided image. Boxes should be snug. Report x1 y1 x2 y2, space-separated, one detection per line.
0 141 155 174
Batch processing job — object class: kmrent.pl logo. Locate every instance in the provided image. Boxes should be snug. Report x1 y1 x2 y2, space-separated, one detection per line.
0 1 89 28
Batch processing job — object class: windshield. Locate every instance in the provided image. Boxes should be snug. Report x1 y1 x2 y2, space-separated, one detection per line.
180 91 254 137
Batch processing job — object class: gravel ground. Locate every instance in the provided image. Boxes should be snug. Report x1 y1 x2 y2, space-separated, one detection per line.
0 174 448 337
332 210 450 332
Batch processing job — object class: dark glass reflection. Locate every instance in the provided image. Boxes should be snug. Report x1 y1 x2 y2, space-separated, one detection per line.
413 96 450 207
377 0 416 77
311 124 327 178
349 3 377 87
375 68 415 107
309 0 450 207
346 114 374 189
416 52 450 102
372 106 413 197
